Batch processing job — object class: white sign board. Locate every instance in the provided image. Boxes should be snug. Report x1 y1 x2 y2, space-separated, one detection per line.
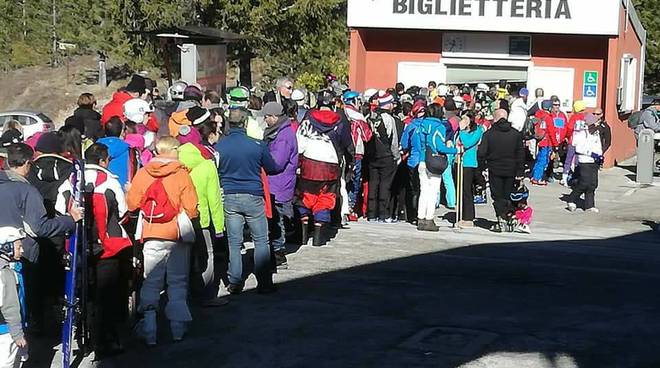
397 62 447 87
348 0 620 36
527 66 575 112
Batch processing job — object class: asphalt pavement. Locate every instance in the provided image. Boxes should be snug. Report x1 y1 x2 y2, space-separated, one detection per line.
38 166 660 368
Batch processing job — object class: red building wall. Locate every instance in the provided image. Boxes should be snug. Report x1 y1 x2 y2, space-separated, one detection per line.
348 2 644 166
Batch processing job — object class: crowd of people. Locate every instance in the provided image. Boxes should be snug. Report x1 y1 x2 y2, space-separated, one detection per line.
0 73 616 365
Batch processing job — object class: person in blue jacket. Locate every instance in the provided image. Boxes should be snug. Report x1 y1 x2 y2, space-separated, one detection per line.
400 100 427 224
456 112 484 227
415 103 460 232
97 117 134 189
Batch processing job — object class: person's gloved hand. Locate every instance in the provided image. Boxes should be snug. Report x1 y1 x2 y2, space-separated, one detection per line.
591 153 604 165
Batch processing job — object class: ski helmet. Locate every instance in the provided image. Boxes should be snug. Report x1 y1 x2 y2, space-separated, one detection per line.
168 80 188 101
228 86 250 108
342 90 360 106
510 184 530 202
317 90 336 109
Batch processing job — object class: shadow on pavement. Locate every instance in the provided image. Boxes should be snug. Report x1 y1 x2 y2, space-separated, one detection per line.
97 229 660 368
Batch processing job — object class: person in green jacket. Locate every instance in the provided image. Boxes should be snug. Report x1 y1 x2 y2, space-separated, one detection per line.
178 141 226 306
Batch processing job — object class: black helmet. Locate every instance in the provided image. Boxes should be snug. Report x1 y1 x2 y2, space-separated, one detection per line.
317 90 335 108
510 183 530 202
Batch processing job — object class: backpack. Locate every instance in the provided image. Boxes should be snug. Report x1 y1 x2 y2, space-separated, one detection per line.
139 178 178 224
627 110 644 129
522 116 539 141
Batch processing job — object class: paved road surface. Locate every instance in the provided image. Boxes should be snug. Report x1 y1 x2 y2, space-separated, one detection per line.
35 167 660 368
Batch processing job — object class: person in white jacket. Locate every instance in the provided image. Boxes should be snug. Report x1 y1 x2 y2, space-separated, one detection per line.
566 113 603 213
508 88 529 132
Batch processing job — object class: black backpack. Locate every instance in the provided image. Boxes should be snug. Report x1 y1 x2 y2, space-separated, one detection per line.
522 116 538 141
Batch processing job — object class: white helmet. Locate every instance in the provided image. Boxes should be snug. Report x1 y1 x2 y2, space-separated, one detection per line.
123 98 154 124
453 96 466 110
476 83 489 92
291 89 306 106
436 84 449 97
168 80 188 101
363 88 378 101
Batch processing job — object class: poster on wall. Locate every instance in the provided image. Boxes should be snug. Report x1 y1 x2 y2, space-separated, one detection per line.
196 45 227 93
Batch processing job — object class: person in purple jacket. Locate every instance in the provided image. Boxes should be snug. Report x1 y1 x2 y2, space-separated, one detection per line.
262 102 299 269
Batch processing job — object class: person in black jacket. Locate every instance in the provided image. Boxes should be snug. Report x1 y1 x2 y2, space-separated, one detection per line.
0 143 81 333
366 92 401 222
477 109 525 232
65 93 103 141
592 108 612 154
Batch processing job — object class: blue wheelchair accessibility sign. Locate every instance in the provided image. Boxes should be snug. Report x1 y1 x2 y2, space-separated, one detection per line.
583 84 597 98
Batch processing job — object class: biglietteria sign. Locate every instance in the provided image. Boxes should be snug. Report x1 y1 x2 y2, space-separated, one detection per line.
347 0 620 35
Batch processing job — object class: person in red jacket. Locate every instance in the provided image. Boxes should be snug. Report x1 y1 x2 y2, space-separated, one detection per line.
562 100 587 185
546 97 569 182
531 100 557 185
101 74 148 126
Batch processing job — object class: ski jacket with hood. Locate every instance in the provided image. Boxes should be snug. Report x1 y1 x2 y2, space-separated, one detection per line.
27 154 73 218
367 110 401 164
534 110 559 148
178 143 224 231
263 117 299 203
478 119 525 177
0 170 74 263
215 128 283 197
126 157 199 241
508 98 528 132
297 109 354 182
101 90 133 126
401 117 424 168
124 133 154 166
566 112 586 146
72 107 103 140
344 106 373 159
97 136 137 188
56 164 131 259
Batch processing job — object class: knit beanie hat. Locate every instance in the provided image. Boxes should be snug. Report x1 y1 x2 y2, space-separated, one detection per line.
186 107 211 126
411 100 427 118
573 100 587 113
126 74 147 95
542 100 553 111
184 84 204 102
378 91 394 107
177 125 202 145
35 132 63 154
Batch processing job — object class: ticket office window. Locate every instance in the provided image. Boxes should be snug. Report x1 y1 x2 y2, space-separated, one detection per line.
618 55 638 113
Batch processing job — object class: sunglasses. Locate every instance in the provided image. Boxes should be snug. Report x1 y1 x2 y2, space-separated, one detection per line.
284 85 293 90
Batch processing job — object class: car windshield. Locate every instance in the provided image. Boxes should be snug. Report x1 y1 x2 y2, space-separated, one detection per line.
37 113 53 123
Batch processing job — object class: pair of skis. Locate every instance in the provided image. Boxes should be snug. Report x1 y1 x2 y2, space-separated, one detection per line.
61 160 91 368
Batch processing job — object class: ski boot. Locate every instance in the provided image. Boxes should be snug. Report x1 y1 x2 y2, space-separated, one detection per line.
301 218 310 245
312 223 323 247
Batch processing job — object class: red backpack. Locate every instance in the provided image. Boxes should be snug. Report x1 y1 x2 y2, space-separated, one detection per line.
140 178 178 223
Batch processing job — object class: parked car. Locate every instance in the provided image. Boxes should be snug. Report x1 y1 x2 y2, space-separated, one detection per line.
0 110 56 139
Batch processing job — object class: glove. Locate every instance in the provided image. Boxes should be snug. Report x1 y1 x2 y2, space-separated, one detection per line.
591 153 603 165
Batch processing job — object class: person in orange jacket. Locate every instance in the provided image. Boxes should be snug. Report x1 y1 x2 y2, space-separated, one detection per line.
126 136 199 346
